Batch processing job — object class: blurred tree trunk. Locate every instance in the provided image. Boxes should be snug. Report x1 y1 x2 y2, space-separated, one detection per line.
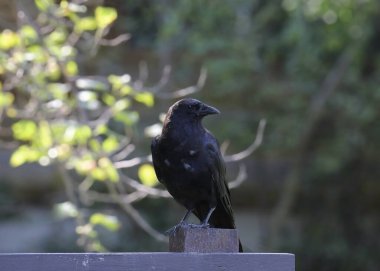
267 51 352 250
156 0 173 69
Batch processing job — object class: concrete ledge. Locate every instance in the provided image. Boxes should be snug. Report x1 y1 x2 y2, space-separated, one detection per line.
0 253 295 271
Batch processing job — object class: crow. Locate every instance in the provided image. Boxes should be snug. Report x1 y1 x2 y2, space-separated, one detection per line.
151 98 243 252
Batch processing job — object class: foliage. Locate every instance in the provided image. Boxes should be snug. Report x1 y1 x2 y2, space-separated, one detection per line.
0 0 161 251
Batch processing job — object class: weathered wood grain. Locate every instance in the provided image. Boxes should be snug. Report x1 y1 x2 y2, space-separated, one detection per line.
169 226 239 252
0 253 294 271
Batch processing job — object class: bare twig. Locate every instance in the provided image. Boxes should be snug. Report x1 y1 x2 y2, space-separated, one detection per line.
224 119 266 162
57 163 78 205
106 180 167 242
120 172 171 198
139 61 149 83
114 155 151 169
88 108 113 127
143 66 172 93
99 34 131 46
78 177 94 205
155 68 207 99
111 143 135 162
122 191 149 203
83 190 149 205
228 164 248 189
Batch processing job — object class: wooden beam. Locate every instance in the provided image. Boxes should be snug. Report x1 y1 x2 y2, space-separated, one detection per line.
0 253 295 271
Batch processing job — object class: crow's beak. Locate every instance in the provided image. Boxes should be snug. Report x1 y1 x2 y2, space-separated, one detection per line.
199 103 220 117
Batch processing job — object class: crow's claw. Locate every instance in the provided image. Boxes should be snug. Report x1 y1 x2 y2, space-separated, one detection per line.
188 223 210 229
165 221 188 236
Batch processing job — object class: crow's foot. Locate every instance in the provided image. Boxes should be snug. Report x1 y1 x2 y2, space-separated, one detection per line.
165 221 189 236
188 222 210 229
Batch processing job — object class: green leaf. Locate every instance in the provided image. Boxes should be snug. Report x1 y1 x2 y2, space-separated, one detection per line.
66 61 78 76
60 45 75 58
0 91 14 107
74 154 96 174
47 83 70 100
62 124 92 145
0 30 20 50
10 146 28 167
114 111 139 126
108 74 131 90
12 120 37 141
91 167 107 181
102 93 115 106
47 60 61 80
35 0 53 11
46 29 66 45
135 92 154 107
89 139 101 152
26 45 47 63
90 213 120 232
120 85 133 95
19 25 38 44
113 98 130 112
106 167 119 182
6 108 17 118
89 240 106 252
95 7 117 29
138 164 158 187
38 120 53 148
76 17 97 32
102 136 119 152
94 124 108 135
55 144 71 160
10 145 41 167
98 157 119 182
63 124 77 144
75 125 92 145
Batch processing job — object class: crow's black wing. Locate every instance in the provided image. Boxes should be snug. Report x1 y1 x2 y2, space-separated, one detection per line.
205 136 236 229
205 136 243 251
151 136 165 185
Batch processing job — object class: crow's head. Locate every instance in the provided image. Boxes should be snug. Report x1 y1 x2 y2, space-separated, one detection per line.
167 98 220 122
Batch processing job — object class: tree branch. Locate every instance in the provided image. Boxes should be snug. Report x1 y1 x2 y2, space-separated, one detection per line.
224 119 266 162
228 164 248 189
267 50 352 249
105 180 168 242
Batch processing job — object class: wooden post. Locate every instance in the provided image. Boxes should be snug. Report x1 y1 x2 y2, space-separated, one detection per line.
169 225 239 252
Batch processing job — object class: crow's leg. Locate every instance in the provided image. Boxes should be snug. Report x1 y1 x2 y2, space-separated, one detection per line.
165 209 193 235
202 206 216 226
180 208 193 223
188 207 216 229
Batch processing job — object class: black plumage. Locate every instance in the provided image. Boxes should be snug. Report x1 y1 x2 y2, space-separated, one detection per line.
151 98 242 252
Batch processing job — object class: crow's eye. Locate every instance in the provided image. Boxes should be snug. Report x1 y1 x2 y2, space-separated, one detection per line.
189 104 199 110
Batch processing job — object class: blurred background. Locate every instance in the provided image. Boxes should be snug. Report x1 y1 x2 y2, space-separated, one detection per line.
0 1 379 270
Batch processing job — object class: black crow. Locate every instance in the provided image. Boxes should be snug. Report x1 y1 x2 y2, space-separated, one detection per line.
151 98 242 252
